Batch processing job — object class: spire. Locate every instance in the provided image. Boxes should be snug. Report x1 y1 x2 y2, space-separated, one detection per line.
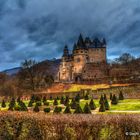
63 45 69 57
77 33 84 46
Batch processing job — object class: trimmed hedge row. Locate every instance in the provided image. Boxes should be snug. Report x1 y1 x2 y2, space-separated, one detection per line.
0 112 140 140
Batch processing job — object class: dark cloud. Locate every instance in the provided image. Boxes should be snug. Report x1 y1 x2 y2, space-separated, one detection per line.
0 0 140 70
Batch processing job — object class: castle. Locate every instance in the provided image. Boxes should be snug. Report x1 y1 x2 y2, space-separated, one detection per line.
57 34 108 83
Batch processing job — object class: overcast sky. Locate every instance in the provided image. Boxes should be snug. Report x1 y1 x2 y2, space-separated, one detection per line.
0 0 140 71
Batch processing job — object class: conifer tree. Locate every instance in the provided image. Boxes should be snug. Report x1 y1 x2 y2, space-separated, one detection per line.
31 94 35 103
28 100 33 107
44 107 50 113
43 96 47 103
60 96 65 104
70 98 77 109
54 106 62 113
74 103 83 114
83 103 91 114
33 104 40 112
99 102 106 112
64 96 69 106
99 95 104 104
1 100 6 108
111 94 118 105
89 99 96 110
119 91 124 100
75 93 80 102
104 99 110 110
110 93 113 100
84 93 89 100
17 97 21 103
104 94 107 100
53 98 58 106
8 97 16 111
64 105 71 114
18 101 28 111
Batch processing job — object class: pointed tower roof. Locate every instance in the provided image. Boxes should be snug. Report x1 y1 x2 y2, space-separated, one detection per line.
63 45 69 57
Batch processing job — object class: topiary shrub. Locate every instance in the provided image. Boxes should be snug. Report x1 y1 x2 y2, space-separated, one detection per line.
36 101 42 106
64 96 69 106
83 103 91 114
33 104 40 112
54 106 62 113
53 98 58 106
8 97 16 111
18 101 28 111
28 100 33 107
64 105 71 114
60 96 65 104
70 98 77 109
89 99 96 110
74 104 83 114
99 102 106 112
84 94 89 100
1 100 6 108
110 93 113 100
43 96 47 103
111 94 118 105
119 91 124 100
75 94 80 102
44 101 49 106
104 99 110 110
99 95 104 105
44 107 51 113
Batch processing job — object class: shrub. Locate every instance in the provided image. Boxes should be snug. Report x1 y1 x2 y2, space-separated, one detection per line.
70 98 77 109
104 94 107 100
99 102 106 112
50 96 53 100
75 93 80 102
53 98 58 106
110 93 113 100
99 95 104 105
43 96 47 103
83 103 91 114
64 96 69 106
8 97 16 111
36 101 42 106
44 107 51 113
74 104 83 114
89 99 96 110
60 96 65 104
17 96 21 103
28 100 33 107
104 99 110 110
1 100 6 108
111 95 118 105
84 94 89 100
33 104 40 112
64 105 71 114
119 91 124 100
54 106 62 113
44 101 49 106
18 101 28 111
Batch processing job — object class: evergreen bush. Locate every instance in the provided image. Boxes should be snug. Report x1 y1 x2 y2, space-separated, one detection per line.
83 103 91 114
1 100 6 108
64 105 71 114
54 106 62 113
111 94 118 105
99 102 106 112
89 99 96 110
74 103 83 114
119 91 124 100
44 107 51 113
53 98 58 105
33 104 40 112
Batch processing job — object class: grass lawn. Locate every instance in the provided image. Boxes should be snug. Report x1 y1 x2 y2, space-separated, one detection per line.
0 99 140 113
110 99 140 111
